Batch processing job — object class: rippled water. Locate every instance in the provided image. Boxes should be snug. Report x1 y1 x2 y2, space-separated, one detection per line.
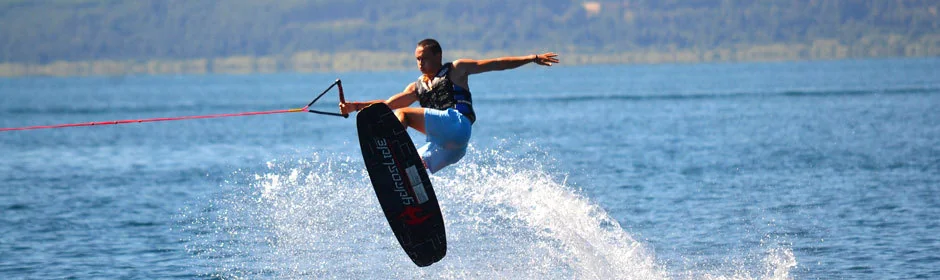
1 58 938 279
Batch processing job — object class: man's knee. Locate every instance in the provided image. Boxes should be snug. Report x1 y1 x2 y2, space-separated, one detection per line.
395 109 408 126
394 108 427 133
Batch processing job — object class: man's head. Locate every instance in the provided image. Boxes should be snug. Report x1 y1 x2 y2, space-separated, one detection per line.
415 38 443 76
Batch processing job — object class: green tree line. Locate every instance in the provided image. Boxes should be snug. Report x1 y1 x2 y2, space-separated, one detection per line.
1 0 938 76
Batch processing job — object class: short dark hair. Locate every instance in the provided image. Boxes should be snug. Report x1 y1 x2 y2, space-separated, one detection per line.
417 38 442 55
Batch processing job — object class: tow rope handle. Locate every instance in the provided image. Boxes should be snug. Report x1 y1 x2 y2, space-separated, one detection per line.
305 79 348 118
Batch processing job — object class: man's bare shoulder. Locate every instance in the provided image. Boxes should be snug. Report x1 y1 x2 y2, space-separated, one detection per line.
450 59 477 77
451 58 476 68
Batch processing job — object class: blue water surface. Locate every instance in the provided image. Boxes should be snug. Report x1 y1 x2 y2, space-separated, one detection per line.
1 58 938 279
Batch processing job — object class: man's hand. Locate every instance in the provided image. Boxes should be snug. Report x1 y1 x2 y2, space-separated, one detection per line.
534 52 560 66
339 102 359 115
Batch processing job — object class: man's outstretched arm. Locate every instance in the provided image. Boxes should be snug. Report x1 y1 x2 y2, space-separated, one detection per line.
340 82 418 115
453 52 559 76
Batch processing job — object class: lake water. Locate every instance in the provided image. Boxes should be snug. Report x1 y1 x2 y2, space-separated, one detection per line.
1 58 938 279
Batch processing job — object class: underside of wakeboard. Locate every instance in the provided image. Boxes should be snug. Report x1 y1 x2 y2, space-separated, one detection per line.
356 103 446 267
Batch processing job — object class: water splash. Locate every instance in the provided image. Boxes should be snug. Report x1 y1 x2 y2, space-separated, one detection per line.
436 146 666 279
689 248 797 280
183 143 795 279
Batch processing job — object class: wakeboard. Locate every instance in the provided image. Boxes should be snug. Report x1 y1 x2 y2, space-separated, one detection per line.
356 103 446 267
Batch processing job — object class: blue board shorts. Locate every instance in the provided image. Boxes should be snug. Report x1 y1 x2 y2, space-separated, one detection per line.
418 108 472 173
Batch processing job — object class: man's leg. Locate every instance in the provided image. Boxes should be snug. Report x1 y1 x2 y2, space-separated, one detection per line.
408 108 472 173
395 107 426 134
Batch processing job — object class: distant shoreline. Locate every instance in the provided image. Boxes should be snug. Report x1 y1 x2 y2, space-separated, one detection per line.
2 41 938 78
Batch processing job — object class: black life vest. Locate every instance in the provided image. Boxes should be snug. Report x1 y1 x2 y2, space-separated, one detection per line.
415 62 476 124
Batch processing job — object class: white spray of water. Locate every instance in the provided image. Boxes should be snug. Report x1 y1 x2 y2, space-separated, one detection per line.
185 144 795 279
436 147 666 279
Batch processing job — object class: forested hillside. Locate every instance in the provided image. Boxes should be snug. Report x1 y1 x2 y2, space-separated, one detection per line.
1 0 938 76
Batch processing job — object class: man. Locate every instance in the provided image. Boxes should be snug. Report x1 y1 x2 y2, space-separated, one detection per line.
340 38 560 173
